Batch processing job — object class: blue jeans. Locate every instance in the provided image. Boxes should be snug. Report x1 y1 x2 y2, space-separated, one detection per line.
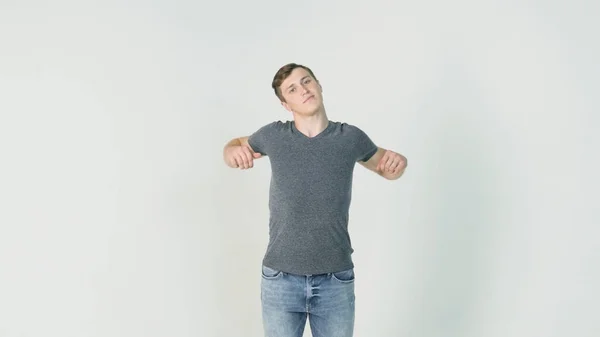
260 265 356 337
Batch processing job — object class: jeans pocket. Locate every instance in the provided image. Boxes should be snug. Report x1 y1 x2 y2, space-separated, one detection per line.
331 268 355 283
261 265 283 280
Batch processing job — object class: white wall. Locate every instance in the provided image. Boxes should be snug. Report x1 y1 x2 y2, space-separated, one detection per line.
0 1 598 336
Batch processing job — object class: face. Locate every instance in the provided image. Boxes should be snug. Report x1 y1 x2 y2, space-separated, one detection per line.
279 67 323 116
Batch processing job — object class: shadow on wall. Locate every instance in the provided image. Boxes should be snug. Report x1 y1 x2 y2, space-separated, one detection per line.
403 60 500 337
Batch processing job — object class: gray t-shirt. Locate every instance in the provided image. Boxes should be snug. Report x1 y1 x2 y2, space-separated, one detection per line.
248 120 378 275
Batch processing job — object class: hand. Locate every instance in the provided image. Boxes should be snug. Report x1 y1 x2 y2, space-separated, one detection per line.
224 145 262 169
377 150 407 176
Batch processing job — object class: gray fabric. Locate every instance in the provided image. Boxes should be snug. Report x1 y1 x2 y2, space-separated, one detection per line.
248 120 378 275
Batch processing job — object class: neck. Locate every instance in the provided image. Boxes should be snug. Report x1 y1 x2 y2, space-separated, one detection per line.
292 109 329 138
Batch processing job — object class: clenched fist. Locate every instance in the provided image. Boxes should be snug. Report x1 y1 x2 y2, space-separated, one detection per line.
377 150 407 177
224 145 262 169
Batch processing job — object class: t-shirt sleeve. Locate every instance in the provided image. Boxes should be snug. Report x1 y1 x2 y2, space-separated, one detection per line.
247 121 277 156
352 125 379 162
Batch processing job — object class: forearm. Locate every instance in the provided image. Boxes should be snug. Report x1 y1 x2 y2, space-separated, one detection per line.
224 137 242 149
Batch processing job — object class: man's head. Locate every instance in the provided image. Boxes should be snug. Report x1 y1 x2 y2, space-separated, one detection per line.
271 63 324 116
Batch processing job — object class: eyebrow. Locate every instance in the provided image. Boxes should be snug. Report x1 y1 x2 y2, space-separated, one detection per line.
286 76 310 90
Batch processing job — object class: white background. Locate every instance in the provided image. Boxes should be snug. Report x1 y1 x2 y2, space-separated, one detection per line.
0 1 598 336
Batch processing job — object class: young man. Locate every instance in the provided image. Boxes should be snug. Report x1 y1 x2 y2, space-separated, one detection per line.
222 63 407 337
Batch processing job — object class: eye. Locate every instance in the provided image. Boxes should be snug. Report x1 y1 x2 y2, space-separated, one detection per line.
289 88 296 93
303 78 311 84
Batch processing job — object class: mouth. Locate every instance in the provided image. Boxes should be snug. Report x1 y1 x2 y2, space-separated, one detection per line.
303 95 315 103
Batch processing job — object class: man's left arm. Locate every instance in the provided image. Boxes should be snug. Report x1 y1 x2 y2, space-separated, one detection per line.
359 147 407 180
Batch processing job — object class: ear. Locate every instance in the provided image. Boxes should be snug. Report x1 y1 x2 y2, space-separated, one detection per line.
281 101 292 113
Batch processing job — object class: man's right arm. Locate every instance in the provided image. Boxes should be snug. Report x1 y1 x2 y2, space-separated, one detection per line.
223 136 263 169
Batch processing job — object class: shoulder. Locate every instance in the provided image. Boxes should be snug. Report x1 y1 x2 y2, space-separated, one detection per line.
256 120 291 133
248 120 291 154
331 121 369 137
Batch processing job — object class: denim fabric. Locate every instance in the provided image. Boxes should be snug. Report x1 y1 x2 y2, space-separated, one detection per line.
261 265 355 337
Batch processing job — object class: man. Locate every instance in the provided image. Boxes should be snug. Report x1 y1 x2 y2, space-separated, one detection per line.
222 63 407 337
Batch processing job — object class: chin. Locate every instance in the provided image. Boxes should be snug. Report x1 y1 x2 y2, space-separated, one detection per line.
299 109 319 116
303 104 322 115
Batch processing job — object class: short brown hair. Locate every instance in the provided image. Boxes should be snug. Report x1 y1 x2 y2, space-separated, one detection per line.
271 63 318 102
